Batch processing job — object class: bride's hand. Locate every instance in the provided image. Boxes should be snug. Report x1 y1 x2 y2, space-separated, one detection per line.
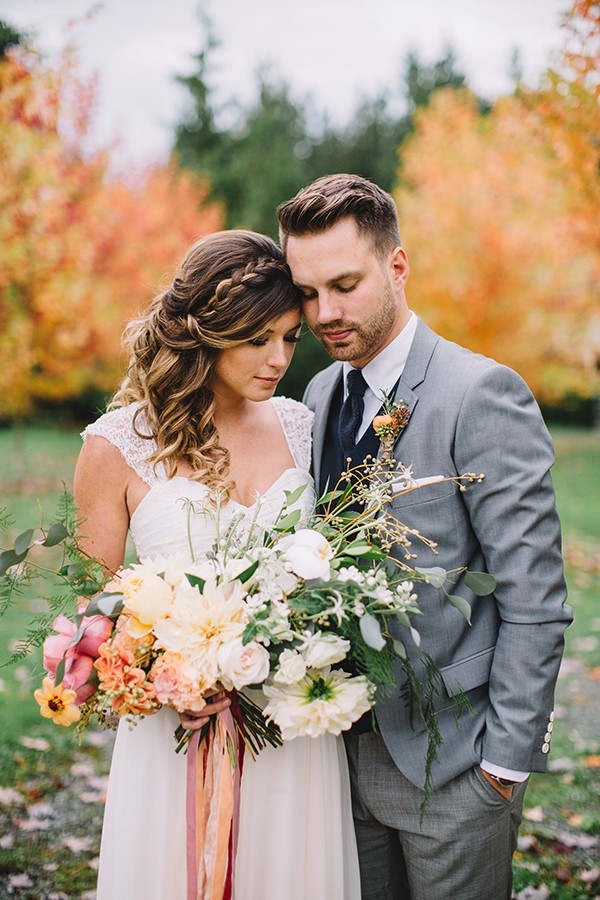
178 690 231 731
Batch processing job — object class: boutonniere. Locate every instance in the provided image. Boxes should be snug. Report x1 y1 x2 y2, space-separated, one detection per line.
372 393 411 462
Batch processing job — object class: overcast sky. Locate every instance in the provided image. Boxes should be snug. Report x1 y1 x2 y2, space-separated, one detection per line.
1 0 568 168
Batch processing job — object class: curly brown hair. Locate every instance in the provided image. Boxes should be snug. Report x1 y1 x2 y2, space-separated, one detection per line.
110 230 302 494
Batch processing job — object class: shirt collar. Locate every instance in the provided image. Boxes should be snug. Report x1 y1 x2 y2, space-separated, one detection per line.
342 311 418 400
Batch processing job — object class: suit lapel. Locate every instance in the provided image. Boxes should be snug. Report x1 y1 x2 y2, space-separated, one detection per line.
378 318 440 459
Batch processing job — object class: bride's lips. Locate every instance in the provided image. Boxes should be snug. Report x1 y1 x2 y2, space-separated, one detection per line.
256 376 280 386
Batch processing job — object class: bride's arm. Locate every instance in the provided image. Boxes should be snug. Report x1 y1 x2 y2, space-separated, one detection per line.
73 435 132 576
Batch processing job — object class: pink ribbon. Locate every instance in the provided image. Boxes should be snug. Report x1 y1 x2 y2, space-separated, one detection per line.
185 708 242 900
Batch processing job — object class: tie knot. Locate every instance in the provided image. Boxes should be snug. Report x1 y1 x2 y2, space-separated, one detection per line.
346 368 367 398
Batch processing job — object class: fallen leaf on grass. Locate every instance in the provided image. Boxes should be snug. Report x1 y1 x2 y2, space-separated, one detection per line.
567 812 583 827
552 865 571 883
518 834 542 853
60 835 94 853
0 787 23 805
80 791 106 804
588 666 600 681
7 873 34 889
514 886 551 900
19 736 50 751
548 756 576 773
523 806 545 822
584 754 600 768
555 831 599 850
581 868 600 885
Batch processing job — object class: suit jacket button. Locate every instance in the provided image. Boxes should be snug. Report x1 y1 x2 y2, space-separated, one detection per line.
544 732 552 742
549 711 555 722
546 722 553 732
542 742 550 753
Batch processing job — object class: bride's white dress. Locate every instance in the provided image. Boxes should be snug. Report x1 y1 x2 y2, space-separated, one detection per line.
84 396 361 900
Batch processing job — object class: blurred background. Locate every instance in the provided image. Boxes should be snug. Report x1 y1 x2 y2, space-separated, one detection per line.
0 2 598 896
0 0 598 422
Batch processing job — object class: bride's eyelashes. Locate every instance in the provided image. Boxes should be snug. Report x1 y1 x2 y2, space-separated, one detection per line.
247 330 302 347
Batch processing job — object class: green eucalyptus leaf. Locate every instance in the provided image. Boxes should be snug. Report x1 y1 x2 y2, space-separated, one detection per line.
272 509 302 532
14 529 35 556
283 483 308 506
42 523 69 547
86 592 124 618
359 613 386 651
54 657 66 686
393 638 407 660
0 548 27 575
409 626 421 647
394 610 412 628
464 571 497 596
446 593 472 624
344 543 376 557
415 566 448 589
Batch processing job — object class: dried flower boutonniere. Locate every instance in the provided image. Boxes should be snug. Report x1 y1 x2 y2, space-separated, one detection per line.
372 393 411 462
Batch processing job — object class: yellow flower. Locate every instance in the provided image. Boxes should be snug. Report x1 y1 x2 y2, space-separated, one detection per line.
34 677 81 726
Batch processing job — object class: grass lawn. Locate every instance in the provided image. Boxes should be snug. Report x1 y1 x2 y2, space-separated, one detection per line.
0 421 598 898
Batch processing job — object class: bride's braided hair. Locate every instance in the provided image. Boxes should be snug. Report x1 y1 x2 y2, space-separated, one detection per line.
110 230 302 495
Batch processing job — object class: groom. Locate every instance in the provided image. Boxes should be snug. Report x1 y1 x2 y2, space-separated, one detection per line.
277 174 572 900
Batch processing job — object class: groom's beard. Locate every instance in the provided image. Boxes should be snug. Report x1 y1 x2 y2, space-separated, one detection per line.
308 280 397 363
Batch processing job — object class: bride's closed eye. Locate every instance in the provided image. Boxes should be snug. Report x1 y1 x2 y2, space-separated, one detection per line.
248 329 302 347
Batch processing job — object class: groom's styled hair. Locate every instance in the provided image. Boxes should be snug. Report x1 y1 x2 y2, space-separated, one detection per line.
277 173 401 258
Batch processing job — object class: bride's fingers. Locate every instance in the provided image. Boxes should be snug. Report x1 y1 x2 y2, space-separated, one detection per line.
178 693 232 730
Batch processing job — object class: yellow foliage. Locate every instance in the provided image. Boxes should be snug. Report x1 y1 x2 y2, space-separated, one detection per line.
0 48 223 419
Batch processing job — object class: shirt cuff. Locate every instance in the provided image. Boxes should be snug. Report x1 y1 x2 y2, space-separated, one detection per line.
480 759 529 783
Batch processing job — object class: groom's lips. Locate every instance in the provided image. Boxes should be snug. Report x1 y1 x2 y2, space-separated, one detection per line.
323 328 353 342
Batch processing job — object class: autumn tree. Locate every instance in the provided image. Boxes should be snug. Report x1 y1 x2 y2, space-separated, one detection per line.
0 46 222 421
393 2 599 404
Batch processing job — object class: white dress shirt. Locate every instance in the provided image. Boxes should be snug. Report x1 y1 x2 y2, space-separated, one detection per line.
341 311 418 441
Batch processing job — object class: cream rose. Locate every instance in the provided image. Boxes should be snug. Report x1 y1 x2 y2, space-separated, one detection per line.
217 638 271 690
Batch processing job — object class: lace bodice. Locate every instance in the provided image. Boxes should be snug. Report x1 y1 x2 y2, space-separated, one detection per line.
82 397 315 562
83 396 313 485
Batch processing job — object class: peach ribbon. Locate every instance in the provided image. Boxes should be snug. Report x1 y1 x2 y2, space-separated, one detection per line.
186 708 242 900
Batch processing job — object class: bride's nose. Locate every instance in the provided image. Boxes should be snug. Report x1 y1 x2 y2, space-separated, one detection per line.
267 341 289 368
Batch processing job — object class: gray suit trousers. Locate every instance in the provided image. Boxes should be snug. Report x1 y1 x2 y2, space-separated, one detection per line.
346 732 527 900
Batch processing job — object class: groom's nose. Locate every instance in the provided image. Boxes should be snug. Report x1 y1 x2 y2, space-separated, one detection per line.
311 290 344 325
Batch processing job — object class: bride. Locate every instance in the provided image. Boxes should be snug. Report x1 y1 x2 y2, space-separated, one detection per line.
73 230 360 900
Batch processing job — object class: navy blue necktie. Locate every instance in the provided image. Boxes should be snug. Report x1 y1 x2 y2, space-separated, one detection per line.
338 368 368 457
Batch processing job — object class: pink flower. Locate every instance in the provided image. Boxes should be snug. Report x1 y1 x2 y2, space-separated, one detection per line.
43 614 113 704
151 651 207 714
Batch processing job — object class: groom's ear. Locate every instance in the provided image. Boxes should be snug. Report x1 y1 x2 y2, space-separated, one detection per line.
390 246 409 289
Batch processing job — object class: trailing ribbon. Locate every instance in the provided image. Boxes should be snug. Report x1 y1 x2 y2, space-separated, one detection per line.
186 706 242 900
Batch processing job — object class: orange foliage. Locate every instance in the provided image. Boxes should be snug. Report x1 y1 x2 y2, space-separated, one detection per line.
393 1 599 404
0 48 223 419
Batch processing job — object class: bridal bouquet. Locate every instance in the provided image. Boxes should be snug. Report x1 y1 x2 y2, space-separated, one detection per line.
2 459 495 763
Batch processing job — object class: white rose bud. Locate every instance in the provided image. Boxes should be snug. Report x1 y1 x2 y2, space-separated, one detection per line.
301 632 350 668
273 649 307 685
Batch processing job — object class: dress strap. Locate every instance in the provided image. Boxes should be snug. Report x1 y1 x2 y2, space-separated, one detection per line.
271 396 314 472
81 404 160 486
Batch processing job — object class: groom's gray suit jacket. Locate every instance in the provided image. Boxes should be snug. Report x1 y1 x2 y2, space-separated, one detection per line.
303 318 572 791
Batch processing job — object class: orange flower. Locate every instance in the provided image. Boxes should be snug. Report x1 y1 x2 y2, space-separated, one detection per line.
34 677 81 727
94 641 158 716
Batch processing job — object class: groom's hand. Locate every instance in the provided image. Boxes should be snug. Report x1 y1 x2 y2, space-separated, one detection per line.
480 767 515 800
